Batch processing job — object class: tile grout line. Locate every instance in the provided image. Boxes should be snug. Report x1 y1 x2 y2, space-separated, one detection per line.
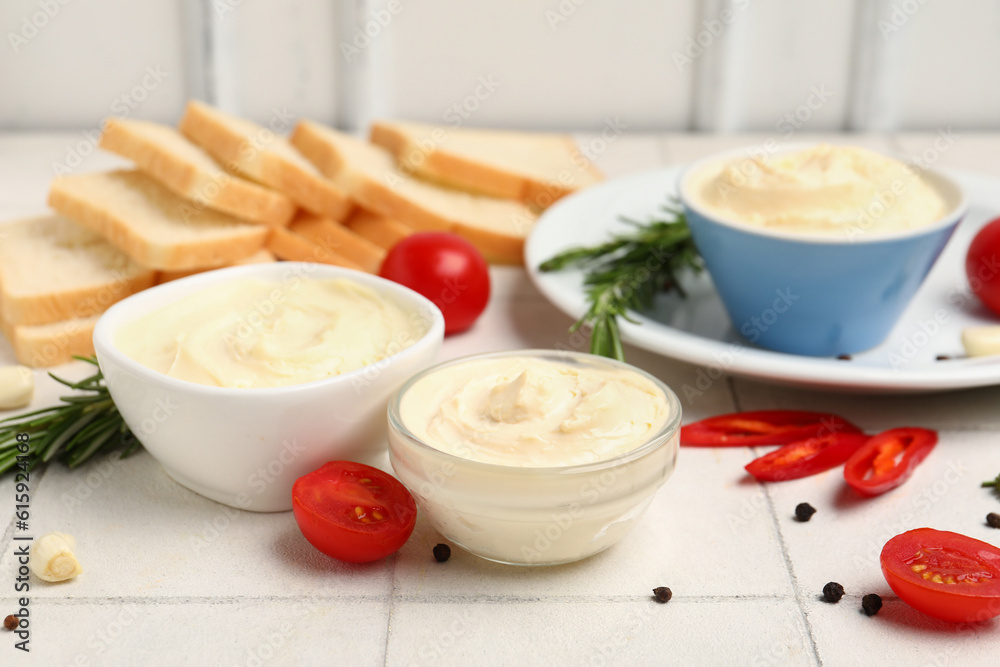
0 514 14 562
0 462 52 558
8 594 389 606
761 482 824 667
362 592 805 605
725 375 742 412
728 375 824 665
381 553 400 667
655 134 672 167
3 592 811 606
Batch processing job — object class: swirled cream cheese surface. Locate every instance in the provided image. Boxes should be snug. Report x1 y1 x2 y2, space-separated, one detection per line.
400 356 670 466
691 144 948 235
116 278 424 388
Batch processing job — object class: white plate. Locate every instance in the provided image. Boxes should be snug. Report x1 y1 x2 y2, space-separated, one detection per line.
525 166 1000 393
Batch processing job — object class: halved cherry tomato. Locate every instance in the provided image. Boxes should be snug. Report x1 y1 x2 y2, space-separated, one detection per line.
745 432 870 482
881 528 1000 623
680 410 862 447
843 427 937 497
292 461 417 563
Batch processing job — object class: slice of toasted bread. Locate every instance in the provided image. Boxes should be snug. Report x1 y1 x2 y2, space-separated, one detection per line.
288 212 385 273
370 120 603 207
266 226 364 270
290 120 537 264
0 216 156 326
48 170 270 271
344 208 414 250
155 248 277 284
100 118 295 226
1 315 100 368
179 101 354 221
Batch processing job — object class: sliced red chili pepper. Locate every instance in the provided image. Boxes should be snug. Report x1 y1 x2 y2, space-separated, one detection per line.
745 432 870 482
680 410 862 447
844 427 938 497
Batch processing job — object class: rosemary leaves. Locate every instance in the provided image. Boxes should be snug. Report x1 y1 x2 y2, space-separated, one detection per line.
538 200 702 361
0 357 137 475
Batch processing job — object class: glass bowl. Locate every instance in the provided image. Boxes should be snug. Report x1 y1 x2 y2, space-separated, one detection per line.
387 349 681 566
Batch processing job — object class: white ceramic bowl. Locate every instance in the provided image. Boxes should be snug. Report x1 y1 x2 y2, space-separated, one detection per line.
93 262 445 512
387 350 681 566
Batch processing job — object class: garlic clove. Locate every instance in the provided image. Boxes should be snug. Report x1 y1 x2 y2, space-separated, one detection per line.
0 365 34 410
30 532 83 583
961 326 1000 357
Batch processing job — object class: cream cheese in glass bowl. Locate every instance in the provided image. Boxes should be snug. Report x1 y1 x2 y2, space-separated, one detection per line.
387 349 681 566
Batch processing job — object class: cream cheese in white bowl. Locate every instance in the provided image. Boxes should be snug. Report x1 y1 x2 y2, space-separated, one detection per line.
116 277 422 388
388 350 681 566
93 262 445 512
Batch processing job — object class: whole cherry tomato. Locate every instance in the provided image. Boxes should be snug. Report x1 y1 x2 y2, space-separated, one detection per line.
380 233 490 335
966 217 1000 317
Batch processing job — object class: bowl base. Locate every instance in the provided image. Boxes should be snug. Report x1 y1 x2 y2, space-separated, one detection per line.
161 466 291 513
447 538 614 567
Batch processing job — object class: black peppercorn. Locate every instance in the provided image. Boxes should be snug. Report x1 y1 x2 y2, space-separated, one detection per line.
987 512 1000 529
795 503 817 522
432 543 451 562
862 593 883 616
3 615 17 631
652 587 672 603
822 582 845 603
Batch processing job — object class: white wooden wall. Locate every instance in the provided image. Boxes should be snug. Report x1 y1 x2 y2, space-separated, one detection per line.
0 0 998 132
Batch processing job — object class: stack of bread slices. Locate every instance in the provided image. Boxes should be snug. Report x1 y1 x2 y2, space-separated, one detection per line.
0 102 603 367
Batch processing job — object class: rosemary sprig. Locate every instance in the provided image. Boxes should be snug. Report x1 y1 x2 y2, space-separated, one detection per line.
538 200 702 361
984 473 1000 499
0 356 138 476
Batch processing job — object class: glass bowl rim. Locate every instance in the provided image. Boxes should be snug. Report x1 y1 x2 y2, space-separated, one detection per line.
387 348 682 476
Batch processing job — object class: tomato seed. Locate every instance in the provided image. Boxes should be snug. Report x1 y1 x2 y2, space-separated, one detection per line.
433 544 451 562
795 503 817 522
3 615 17 631
987 512 1000 529
652 587 672 604
862 593 883 616
822 582 845 603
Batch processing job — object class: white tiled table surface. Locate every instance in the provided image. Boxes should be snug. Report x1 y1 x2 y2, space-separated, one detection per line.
2 133 1000 666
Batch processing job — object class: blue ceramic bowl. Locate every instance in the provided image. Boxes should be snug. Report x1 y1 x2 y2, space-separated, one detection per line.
678 147 967 357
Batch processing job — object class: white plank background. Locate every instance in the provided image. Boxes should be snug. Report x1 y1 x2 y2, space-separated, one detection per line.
0 0 190 129
209 0 340 125
365 0 697 131
691 0 858 132
0 0 997 131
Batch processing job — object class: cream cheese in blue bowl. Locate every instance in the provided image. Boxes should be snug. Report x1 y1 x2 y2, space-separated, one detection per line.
678 144 967 357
